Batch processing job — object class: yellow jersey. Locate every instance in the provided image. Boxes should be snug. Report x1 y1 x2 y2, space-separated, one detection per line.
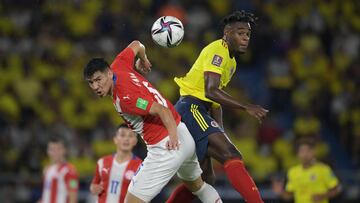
174 39 237 106
286 162 339 203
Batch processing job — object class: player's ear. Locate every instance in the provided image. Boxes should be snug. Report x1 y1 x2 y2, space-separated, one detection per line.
223 25 231 38
106 68 113 79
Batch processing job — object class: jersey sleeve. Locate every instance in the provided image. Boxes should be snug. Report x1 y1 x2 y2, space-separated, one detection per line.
285 168 295 192
120 88 154 116
202 46 227 75
323 165 339 189
91 161 101 184
65 166 79 192
111 47 136 72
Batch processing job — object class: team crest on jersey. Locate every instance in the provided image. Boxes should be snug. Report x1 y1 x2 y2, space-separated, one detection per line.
212 55 223 67
211 121 219 128
125 170 135 180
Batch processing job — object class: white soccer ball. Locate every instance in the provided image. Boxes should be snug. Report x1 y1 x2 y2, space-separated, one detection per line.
151 16 184 48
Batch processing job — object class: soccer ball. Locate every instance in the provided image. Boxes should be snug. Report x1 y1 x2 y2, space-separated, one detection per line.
151 16 184 48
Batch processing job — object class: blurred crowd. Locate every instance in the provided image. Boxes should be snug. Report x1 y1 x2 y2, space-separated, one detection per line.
0 0 359 202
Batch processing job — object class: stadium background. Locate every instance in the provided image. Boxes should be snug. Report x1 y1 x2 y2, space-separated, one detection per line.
0 0 359 202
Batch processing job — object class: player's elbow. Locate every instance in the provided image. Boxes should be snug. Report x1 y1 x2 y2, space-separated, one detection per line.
205 87 217 101
128 40 144 54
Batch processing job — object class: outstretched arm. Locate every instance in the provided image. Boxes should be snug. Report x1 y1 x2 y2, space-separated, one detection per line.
149 102 179 150
204 72 268 123
127 40 152 75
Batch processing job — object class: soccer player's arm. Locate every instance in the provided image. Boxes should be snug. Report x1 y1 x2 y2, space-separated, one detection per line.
314 166 342 200
64 166 79 203
121 89 179 150
111 40 151 75
90 161 104 195
210 104 223 129
280 170 294 200
203 49 268 122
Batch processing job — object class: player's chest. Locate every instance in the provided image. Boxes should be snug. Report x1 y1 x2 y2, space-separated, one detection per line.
294 170 323 187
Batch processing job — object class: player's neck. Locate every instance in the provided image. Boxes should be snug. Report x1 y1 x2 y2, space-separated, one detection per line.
222 37 235 58
115 151 132 164
52 158 65 165
302 158 316 169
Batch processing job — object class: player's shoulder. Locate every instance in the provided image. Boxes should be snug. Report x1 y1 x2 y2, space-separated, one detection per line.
65 162 77 172
131 155 143 163
288 164 302 175
314 162 332 171
203 39 228 52
98 154 114 163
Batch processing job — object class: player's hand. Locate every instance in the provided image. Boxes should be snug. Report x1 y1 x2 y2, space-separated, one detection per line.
312 193 327 202
245 104 269 123
135 58 152 75
90 184 104 195
166 135 180 150
271 178 284 195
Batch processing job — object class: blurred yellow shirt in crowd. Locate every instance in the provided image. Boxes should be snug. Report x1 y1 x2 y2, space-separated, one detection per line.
286 162 339 203
174 39 236 107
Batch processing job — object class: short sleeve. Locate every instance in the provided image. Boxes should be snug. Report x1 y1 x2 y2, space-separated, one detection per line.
202 48 227 75
285 169 295 192
111 47 136 71
91 162 101 184
120 89 154 116
65 167 79 192
323 166 339 189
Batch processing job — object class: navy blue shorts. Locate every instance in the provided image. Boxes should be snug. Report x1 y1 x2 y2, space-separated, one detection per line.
175 96 224 161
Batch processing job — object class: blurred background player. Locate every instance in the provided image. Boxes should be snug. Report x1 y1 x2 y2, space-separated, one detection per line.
272 138 342 203
167 11 267 203
38 137 78 203
84 40 222 203
90 124 142 203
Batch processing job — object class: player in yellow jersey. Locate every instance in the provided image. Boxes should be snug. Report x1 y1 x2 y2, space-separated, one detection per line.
272 138 341 203
167 11 268 203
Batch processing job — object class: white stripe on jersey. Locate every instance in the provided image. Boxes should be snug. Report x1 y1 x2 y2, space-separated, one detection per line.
42 164 69 203
114 96 145 140
105 160 129 203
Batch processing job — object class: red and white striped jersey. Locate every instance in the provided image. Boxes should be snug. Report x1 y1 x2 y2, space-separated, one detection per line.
111 47 181 145
41 163 78 203
91 154 142 203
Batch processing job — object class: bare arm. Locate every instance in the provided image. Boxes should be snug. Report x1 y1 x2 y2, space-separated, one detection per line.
204 72 268 123
312 185 342 202
68 191 78 203
128 40 151 75
149 102 179 150
272 179 293 201
210 105 223 129
90 183 104 195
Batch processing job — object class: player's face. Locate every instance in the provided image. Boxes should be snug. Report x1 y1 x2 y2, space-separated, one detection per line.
86 70 113 97
113 128 137 152
226 22 251 53
47 142 66 163
297 145 315 164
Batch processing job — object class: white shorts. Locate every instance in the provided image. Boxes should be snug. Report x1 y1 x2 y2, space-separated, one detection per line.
128 122 203 202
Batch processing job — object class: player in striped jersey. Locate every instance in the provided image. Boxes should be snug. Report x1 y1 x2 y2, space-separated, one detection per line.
39 137 78 203
84 40 222 203
90 124 142 203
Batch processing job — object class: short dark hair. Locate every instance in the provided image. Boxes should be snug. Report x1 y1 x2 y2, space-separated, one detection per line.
84 58 110 79
221 10 257 27
48 136 65 146
296 137 316 151
113 123 132 137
